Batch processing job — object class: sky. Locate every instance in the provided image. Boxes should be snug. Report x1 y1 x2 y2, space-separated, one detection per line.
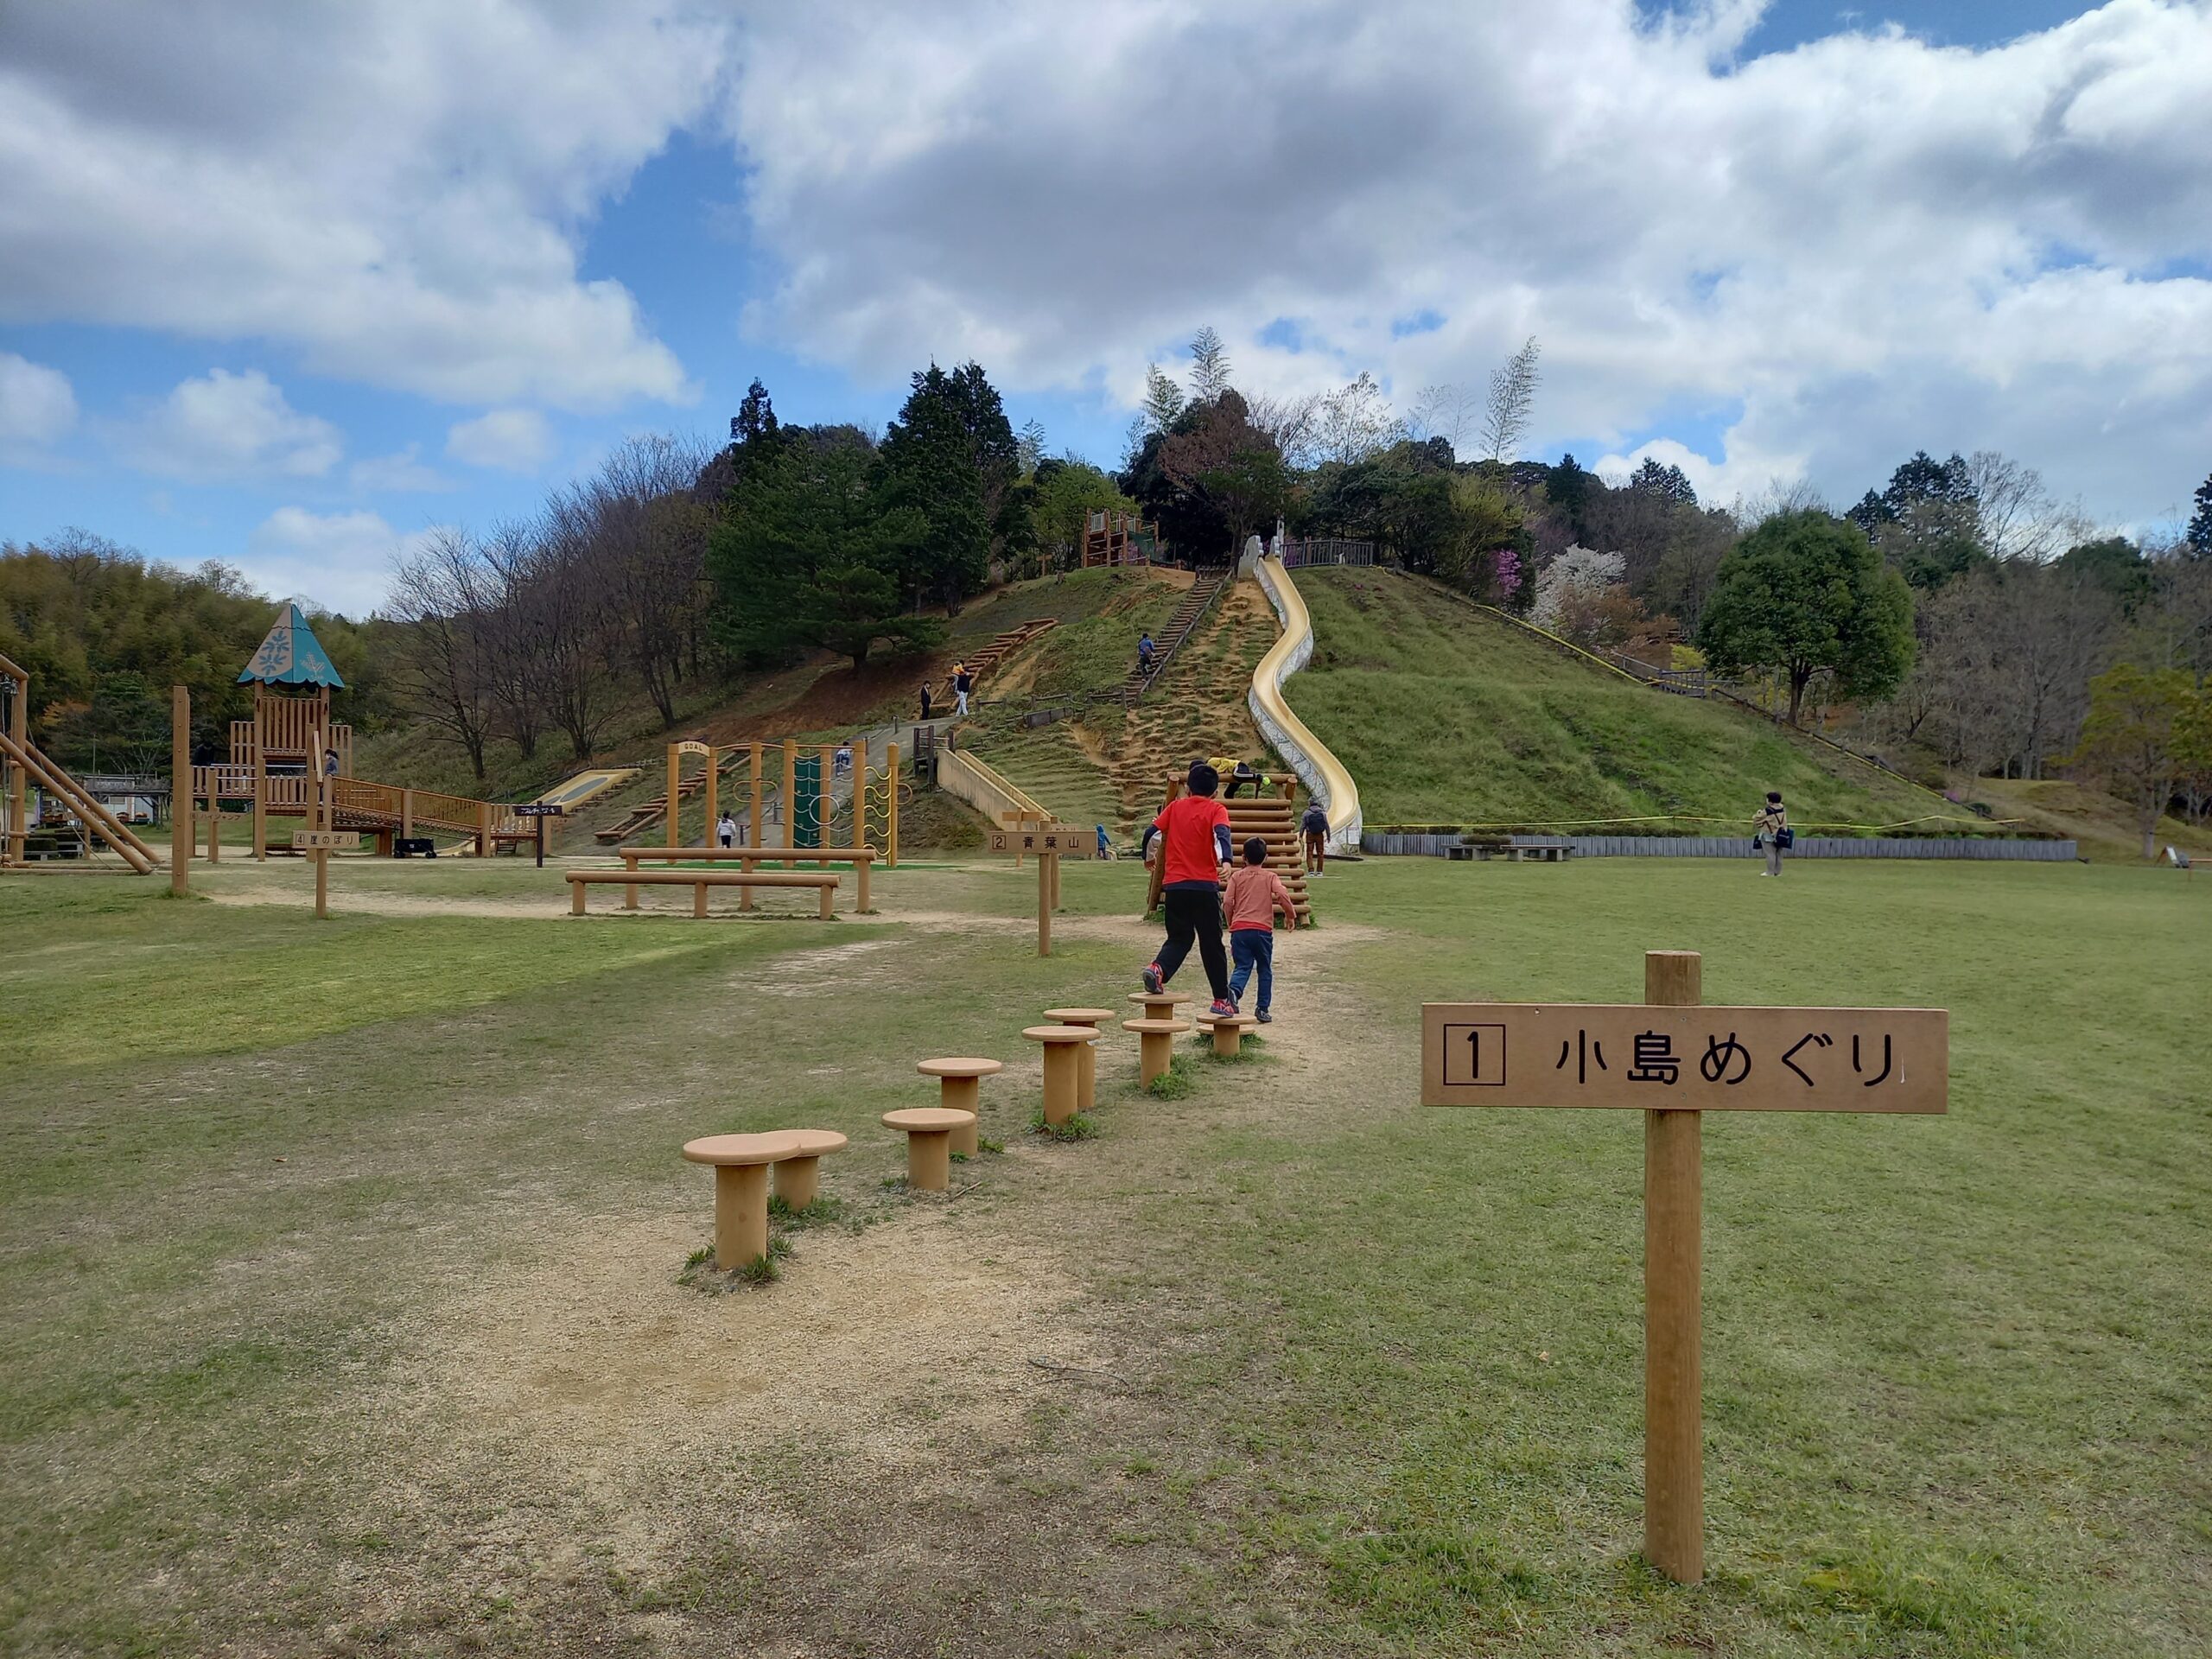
3 0 2208 618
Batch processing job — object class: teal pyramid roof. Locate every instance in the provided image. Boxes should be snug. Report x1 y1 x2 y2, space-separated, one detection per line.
238 601 346 688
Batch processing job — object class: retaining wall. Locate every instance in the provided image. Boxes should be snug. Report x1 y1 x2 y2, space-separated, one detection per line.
1361 830 2077 861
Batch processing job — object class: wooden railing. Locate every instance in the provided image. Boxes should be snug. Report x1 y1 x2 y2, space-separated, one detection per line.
228 711 352 771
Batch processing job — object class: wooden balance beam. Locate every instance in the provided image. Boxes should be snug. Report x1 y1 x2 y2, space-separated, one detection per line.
616 844 878 912
568 868 840 918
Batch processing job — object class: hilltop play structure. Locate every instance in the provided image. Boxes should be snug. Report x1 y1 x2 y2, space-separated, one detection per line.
1082 509 1157 569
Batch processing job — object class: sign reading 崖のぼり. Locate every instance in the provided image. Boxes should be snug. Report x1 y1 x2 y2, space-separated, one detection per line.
1421 1004 1946 1114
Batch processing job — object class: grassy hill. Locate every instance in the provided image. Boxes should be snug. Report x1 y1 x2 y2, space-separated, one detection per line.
1291 568 1951 834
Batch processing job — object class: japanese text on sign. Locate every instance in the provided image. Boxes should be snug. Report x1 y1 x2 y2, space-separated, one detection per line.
1421 1004 1947 1114
985 825 1096 857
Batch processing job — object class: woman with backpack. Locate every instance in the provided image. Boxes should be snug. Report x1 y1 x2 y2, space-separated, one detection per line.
1754 791 1789 877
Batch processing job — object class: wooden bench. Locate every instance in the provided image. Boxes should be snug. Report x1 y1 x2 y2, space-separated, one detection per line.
1461 835 1575 863
618 844 878 912
569 868 839 918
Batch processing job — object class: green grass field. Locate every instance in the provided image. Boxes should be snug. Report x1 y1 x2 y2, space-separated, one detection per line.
2 852 2206 1656
1292 569 1952 834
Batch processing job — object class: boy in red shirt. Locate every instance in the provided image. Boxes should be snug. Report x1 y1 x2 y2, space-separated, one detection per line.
1141 760 1236 1015
1224 836 1297 1022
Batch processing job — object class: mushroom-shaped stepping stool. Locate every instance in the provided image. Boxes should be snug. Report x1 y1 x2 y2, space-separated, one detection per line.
1122 1016 1192 1087
882 1107 975 1192
1022 1024 1102 1128
771 1128 848 1210
1042 1007 1116 1113
917 1057 1003 1156
1192 1011 1259 1058
682 1130 799 1269
1127 990 1193 1026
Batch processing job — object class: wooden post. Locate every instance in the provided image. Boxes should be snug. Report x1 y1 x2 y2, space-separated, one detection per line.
749 743 765 850
702 750 718 850
713 1165 771 1269
205 791 220 861
1643 949 1703 1584
1049 848 1062 912
169 686 191 895
5 655 28 867
313 727 331 920
1037 850 1052 957
886 742 899 868
856 854 870 913
782 741 798 863
402 786 414 842
818 745 836 865
475 800 491 860
666 742 680 851
251 701 267 860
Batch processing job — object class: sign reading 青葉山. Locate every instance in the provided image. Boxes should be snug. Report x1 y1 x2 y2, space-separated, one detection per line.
986 825 1096 857
1421 1004 1946 1115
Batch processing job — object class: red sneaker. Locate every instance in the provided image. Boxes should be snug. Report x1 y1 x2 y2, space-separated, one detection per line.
1142 963 1164 994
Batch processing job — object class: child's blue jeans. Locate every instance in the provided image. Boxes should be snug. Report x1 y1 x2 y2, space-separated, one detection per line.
1228 929 1274 1014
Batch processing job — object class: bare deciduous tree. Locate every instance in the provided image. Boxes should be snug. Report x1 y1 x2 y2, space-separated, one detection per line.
386 529 498 780
1478 336 1541 463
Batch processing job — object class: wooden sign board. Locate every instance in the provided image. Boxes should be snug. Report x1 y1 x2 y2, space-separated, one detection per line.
673 740 713 758
290 830 360 851
512 803 565 817
1421 1004 1946 1115
986 825 1097 857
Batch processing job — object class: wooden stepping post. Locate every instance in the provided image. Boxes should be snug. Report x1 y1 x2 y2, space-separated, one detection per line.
1022 1025 1100 1127
882 1107 974 1192
771 1128 848 1210
918 1057 1003 1156
1122 1017 1192 1087
681 1131 800 1270
1127 990 1193 1025
1193 1012 1258 1058
1043 1007 1116 1114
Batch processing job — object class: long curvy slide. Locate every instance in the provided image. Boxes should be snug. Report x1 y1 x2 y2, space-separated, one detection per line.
1249 553 1362 853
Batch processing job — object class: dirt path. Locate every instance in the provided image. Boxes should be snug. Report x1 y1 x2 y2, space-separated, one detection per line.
351 907 1388 1653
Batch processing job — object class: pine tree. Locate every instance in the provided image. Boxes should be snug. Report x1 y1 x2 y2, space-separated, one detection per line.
2187 469 2212 557
1187 326 1231 404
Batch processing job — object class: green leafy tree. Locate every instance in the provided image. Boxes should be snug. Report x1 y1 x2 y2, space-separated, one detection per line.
1695 509 1916 725
2069 663 2197 858
1158 391 1288 558
2060 536 2153 615
708 429 940 671
2174 685 2212 824
876 365 995 610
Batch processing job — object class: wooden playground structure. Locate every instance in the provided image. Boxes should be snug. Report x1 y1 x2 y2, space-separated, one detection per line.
1 648 162 873
596 736 905 864
1082 510 1157 569
176 603 511 864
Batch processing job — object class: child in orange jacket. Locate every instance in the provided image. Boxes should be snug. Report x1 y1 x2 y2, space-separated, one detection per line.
1223 836 1297 1022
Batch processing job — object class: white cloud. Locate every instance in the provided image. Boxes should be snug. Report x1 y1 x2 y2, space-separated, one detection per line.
0 3 715 410
446 409 554 474
0 351 77 449
123 368 342 481
245 506 435 617
349 443 451 493
718 0 2212 523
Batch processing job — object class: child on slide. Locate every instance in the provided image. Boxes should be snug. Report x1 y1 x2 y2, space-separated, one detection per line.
1141 760 1236 1018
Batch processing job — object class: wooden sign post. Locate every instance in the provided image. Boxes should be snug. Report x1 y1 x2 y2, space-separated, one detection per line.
1421 951 1946 1584
667 740 712 851
289 828 360 918
170 684 192 895
513 802 565 868
985 822 1096 956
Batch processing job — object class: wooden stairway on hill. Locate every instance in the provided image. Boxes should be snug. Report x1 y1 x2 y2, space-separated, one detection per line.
1145 780 1314 924
940 618 1058 702
1121 568 1230 704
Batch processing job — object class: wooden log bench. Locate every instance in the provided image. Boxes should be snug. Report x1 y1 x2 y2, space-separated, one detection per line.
617 844 878 912
569 868 840 918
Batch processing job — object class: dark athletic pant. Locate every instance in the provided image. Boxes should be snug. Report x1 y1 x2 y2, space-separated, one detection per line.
1157 883 1230 1000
